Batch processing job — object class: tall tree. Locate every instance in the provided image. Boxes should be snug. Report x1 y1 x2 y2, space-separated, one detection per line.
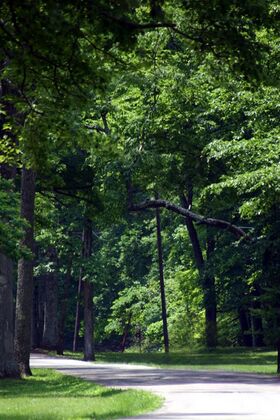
0 88 20 377
83 217 95 361
155 203 169 353
57 259 72 355
14 167 36 376
41 249 59 350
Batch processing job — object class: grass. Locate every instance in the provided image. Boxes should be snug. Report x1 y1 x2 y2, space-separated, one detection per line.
52 347 279 375
0 369 162 419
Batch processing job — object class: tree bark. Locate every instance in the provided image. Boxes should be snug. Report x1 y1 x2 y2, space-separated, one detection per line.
83 218 95 361
41 271 58 350
14 167 36 376
155 204 169 353
0 253 20 378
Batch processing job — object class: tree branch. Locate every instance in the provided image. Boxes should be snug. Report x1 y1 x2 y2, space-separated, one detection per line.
100 13 201 43
129 198 249 239
84 124 107 134
85 113 110 135
52 189 95 205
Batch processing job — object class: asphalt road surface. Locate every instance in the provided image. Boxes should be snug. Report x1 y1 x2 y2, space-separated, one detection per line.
30 353 280 420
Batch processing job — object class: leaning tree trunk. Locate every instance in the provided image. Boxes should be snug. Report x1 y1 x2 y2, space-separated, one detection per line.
83 218 95 361
181 193 217 348
0 253 20 378
14 167 36 376
41 271 58 350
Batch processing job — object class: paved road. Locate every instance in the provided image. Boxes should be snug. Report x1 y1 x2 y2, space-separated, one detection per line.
31 353 280 420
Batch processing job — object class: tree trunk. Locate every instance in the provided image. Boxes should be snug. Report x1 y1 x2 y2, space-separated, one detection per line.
84 281 94 360
37 276 45 347
204 233 217 348
32 277 40 349
238 306 252 347
41 271 58 350
277 340 280 375
73 267 83 352
57 260 72 355
120 313 132 352
0 81 20 378
251 285 264 347
14 167 36 376
83 218 95 361
155 204 169 353
181 193 217 348
73 225 87 353
252 314 264 347
184 216 204 270
0 253 20 378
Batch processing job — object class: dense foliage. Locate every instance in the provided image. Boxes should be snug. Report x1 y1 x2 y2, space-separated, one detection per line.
1 0 280 376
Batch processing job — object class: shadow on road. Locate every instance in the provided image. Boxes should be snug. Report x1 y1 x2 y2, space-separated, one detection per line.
31 354 280 388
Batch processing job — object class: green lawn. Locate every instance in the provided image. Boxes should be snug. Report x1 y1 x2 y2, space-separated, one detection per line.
56 347 278 375
0 369 162 420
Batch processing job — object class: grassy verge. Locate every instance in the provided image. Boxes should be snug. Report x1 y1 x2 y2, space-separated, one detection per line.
51 347 278 375
0 369 162 420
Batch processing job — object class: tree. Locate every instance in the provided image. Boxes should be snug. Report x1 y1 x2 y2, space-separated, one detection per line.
14 167 36 376
98 28 254 348
155 203 169 353
41 249 59 350
0 173 20 378
82 217 95 361
202 72 280 365
0 81 21 378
